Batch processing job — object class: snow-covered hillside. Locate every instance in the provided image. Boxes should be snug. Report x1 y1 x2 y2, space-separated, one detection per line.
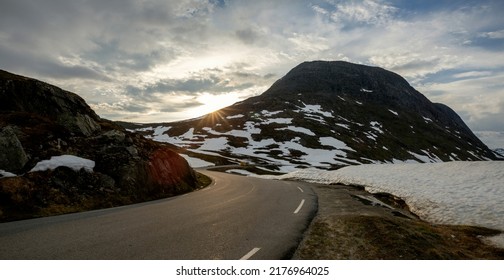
130 104 495 172
125 61 498 171
272 161 504 247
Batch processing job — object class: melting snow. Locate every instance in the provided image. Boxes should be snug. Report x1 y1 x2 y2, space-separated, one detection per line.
261 110 282 117
0 170 17 178
275 161 504 248
370 121 384 134
335 123 350 129
319 137 354 150
422 116 433 123
199 137 229 151
262 118 292 124
296 102 333 118
409 151 437 163
226 114 244 119
30 155 95 172
388 109 399 116
366 133 378 141
154 126 170 136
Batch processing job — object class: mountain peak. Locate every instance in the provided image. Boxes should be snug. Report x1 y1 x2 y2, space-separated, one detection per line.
264 60 422 108
127 61 498 172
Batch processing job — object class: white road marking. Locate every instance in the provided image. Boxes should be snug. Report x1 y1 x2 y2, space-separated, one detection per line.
297 187 304 193
294 199 305 214
240 247 261 260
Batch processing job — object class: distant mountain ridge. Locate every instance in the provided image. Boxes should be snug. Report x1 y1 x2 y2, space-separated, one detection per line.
127 61 497 172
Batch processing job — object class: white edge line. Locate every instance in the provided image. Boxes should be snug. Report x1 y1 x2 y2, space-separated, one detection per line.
293 199 305 214
297 186 304 193
240 247 261 260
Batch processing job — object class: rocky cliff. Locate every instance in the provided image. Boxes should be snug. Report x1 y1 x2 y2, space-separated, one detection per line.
0 70 198 221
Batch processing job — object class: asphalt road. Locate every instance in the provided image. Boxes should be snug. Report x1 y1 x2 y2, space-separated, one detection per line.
0 170 317 259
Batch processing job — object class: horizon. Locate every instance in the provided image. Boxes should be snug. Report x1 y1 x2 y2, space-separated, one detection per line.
1 0 503 131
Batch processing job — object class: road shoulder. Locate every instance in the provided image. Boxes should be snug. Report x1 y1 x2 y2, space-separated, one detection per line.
293 184 504 259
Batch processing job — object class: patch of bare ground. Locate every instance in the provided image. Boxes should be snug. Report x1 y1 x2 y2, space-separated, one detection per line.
293 184 504 260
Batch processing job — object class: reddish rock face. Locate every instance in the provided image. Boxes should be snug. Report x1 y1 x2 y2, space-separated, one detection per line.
148 147 196 190
0 69 199 221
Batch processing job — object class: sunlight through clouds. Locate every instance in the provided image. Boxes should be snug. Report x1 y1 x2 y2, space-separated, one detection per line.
1 0 503 130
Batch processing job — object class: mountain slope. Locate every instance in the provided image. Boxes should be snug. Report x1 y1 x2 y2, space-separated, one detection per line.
126 61 497 173
0 69 198 221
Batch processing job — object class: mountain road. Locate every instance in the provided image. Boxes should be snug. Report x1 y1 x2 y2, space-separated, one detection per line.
0 170 317 259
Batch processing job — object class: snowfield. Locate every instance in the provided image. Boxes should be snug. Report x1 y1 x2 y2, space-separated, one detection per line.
272 161 504 247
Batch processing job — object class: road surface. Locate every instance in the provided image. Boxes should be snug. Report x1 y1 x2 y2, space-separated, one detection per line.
0 170 317 259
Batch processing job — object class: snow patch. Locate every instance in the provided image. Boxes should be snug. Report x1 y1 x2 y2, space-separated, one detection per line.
295 102 333 118
226 114 244 119
360 88 373 93
0 169 17 178
422 116 433 123
319 137 354 151
262 118 292 124
335 123 350 129
388 109 399 116
261 110 282 117
370 121 384 134
30 155 95 172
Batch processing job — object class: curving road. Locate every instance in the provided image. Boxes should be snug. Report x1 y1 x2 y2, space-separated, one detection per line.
0 170 317 259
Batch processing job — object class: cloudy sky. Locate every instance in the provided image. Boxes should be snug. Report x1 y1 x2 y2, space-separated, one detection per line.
1 0 503 131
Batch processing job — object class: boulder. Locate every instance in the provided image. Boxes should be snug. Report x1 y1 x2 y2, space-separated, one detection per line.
0 126 28 172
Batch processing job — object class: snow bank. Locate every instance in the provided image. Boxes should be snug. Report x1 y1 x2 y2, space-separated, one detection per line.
277 161 504 247
30 155 95 172
0 169 17 178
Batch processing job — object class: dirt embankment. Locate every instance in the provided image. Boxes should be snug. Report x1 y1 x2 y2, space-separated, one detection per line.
294 184 504 260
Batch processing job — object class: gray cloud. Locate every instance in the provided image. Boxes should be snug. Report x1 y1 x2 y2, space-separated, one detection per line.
0 44 110 81
467 101 504 131
160 99 205 113
0 0 503 131
235 28 260 45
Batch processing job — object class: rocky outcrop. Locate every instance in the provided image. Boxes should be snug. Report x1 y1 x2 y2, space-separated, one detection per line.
0 70 198 221
0 126 28 172
0 69 101 136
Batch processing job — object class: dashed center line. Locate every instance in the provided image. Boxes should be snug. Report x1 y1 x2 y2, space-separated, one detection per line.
293 199 305 214
240 247 261 260
297 186 304 193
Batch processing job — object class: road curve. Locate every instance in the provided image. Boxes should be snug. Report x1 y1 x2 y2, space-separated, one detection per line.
0 170 317 259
